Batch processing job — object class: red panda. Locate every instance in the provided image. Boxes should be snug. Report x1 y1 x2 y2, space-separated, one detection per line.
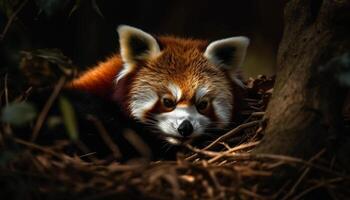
68 25 249 145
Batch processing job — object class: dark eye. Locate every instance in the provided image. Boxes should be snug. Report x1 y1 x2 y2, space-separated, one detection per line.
163 98 176 108
197 100 209 111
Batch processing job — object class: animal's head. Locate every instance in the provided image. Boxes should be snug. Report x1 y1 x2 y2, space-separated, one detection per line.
116 25 249 144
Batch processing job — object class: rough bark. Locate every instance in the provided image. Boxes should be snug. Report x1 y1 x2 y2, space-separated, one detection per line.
254 0 350 159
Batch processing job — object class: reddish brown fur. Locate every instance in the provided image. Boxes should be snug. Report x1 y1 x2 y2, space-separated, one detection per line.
67 55 123 97
67 36 242 122
127 36 235 122
152 36 212 102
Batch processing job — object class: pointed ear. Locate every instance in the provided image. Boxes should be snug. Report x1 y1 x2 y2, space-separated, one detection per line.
204 36 249 71
117 25 160 65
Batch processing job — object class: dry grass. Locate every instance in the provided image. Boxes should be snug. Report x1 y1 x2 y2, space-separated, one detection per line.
1 75 349 200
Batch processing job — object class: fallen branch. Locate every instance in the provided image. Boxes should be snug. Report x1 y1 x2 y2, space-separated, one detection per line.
31 76 66 141
87 115 122 160
186 120 262 161
0 0 29 41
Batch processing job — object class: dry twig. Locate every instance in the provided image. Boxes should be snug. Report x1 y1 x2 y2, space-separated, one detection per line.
87 115 122 160
186 120 262 161
0 0 29 41
31 76 66 141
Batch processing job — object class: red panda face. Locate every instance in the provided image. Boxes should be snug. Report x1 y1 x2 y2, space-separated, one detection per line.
116 26 249 144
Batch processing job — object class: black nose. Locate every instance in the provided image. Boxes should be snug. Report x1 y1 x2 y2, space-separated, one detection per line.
178 120 193 137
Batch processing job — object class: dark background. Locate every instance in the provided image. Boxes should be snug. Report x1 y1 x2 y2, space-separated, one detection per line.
0 0 285 78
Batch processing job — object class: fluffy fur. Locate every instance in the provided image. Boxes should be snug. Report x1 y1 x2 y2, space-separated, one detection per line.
68 25 249 144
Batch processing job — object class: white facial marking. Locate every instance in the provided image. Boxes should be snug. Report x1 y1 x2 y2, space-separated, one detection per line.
212 99 232 127
195 86 210 101
167 83 182 101
130 88 158 121
195 85 232 127
156 106 210 137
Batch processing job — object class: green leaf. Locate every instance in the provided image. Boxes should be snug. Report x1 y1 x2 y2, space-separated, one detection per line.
59 96 79 141
1 102 37 126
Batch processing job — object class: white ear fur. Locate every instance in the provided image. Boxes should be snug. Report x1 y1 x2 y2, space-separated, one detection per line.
117 25 160 65
204 36 249 71
116 25 160 82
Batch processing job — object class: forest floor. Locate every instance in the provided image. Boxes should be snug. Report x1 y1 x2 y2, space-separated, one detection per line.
1 68 350 199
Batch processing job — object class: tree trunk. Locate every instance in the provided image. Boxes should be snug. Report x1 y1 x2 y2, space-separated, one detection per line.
253 0 350 159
